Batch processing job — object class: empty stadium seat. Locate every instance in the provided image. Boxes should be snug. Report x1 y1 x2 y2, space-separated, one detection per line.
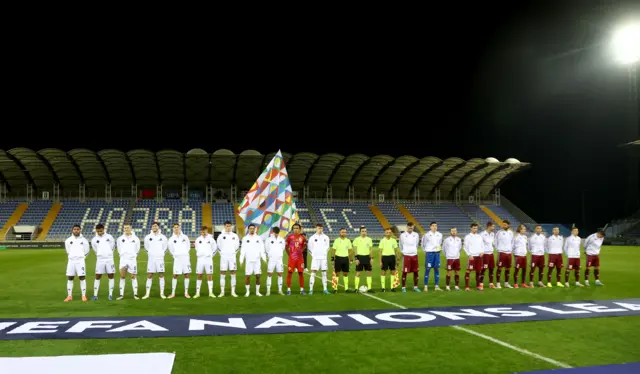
48 200 130 240
17 200 52 226
132 200 203 239
308 201 384 238
212 203 235 228
0 200 20 228
376 203 407 227
404 202 473 236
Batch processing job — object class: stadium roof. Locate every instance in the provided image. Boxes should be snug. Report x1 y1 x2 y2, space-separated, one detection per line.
0 148 530 198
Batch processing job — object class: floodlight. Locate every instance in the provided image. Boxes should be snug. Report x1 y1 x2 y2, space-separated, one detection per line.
612 23 640 64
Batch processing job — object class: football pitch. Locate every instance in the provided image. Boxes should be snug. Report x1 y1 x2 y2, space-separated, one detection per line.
1 246 639 373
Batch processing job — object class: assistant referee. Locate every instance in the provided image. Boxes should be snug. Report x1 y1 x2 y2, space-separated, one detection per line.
331 228 353 293
379 227 400 292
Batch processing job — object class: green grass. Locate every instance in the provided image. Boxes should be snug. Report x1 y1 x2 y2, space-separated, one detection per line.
1 246 639 373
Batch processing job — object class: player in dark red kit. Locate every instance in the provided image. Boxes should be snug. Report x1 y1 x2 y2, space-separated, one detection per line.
285 223 307 295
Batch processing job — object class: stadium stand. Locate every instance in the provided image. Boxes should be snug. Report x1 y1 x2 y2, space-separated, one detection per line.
16 200 52 226
376 203 408 228
0 148 535 241
47 200 130 240
294 201 316 233
131 199 202 239
404 202 474 236
461 203 491 224
211 203 235 228
308 201 384 237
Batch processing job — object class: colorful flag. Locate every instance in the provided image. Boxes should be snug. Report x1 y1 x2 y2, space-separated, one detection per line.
238 150 298 239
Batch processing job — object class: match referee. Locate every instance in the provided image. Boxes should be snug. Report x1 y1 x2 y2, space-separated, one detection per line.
379 228 400 292
332 228 353 293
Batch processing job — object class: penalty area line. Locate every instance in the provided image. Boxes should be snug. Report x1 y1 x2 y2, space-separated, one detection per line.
304 270 572 369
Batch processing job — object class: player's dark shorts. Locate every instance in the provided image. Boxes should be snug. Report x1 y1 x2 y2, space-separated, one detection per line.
356 255 372 271
482 253 495 269
334 256 350 273
530 255 545 269
402 255 419 273
446 258 460 271
567 258 580 270
381 255 396 271
498 252 512 268
548 254 563 269
426 252 441 269
586 255 600 267
467 256 483 271
514 255 527 269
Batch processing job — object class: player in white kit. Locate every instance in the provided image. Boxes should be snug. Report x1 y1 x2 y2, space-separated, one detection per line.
116 224 141 300
265 227 286 296
239 224 266 297
64 225 90 302
168 223 192 298
308 223 331 295
90 223 116 301
143 222 168 299
217 221 240 297
194 225 217 298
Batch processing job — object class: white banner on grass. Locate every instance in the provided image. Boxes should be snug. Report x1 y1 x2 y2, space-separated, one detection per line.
0 352 175 374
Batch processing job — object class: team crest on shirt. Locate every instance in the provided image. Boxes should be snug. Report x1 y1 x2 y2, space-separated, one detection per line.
174 240 177 243
246 240 250 243
96 240 100 243
271 241 274 244
149 238 153 241
199 241 202 244
255 240 259 243
122 239 125 242
70 241 73 245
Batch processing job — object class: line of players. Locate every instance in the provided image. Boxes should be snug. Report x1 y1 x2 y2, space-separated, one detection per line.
62 218 605 301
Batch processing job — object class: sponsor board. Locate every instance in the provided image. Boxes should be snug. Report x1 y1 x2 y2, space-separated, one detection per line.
0 352 175 374
0 299 640 340
0 298 638 341
0 242 64 249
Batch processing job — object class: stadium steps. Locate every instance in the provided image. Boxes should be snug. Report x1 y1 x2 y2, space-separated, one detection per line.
36 203 62 240
480 205 503 225
234 203 245 237
125 199 135 224
0 203 29 240
396 204 425 234
369 205 391 230
202 203 212 230
306 203 320 226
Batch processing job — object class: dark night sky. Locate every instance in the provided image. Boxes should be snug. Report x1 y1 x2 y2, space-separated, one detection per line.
2 0 639 232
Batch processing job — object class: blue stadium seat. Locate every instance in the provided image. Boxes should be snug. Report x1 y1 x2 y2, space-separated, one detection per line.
307 201 384 238
0 200 20 227
377 203 408 227
48 200 130 240
132 200 203 239
17 200 52 226
404 202 473 236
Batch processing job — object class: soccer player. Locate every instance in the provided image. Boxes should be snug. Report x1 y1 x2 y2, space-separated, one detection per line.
143 222 168 299
495 220 515 288
302 231 309 271
463 223 483 291
217 221 240 297
422 222 443 292
265 227 286 295
116 224 140 300
308 223 331 295
379 227 400 292
64 225 90 302
331 228 353 293
285 223 307 295
443 227 462 291
194 225 217 298
513 224 530 288
529 225 547 288
480 222 496 288
564 227 584 287
168 223 192 298
90 223 115 300
239 224 266 297
546 226 565 287
353 226 374 293
399 222 421 292
584 231 605 286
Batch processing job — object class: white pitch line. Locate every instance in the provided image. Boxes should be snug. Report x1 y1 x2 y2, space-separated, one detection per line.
305 271 572 369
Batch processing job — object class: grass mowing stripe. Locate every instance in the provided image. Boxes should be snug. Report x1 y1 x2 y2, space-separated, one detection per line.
304 270 573 369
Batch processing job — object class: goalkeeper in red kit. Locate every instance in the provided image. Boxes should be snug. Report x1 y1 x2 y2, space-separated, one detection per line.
285 223 307 295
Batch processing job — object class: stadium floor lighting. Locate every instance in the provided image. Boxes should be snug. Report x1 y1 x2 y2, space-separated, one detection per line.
612 23 640 65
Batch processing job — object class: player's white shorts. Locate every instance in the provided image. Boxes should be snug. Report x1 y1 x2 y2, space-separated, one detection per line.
244 261 262 276
66 260 86 277
267 258 284 273
119 259 137 274
220 257 237 272
147 259 166 274
310 257 328 271
95 259 115 275
173 256 192 275
196 257 214 274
